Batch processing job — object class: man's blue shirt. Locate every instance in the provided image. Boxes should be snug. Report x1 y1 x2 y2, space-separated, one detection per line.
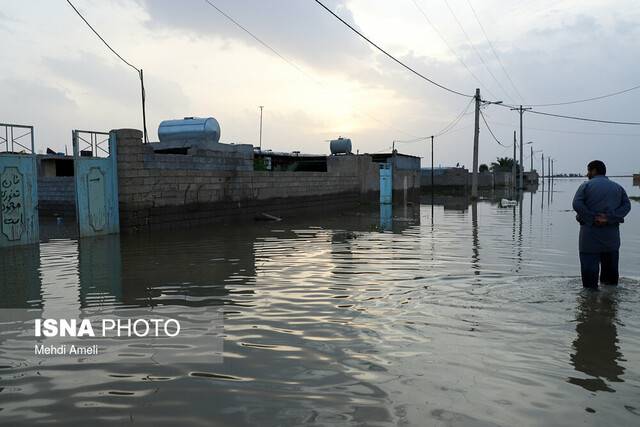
572 176 631 253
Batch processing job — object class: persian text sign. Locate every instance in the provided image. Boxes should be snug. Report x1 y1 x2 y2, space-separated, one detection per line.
1 167 25 241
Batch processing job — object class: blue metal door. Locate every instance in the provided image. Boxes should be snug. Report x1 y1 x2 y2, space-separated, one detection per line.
380 163 392 204
0 123 39 247
73 130 120 237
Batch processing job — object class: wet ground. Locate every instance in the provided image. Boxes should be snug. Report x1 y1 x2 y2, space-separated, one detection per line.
1 178 639 426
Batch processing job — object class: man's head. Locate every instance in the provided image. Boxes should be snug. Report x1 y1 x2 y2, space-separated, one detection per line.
587 160 606 179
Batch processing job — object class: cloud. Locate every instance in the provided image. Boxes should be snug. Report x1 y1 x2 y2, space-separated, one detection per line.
136 0 371 72
43 52 139 102
0 79 79 153
2 0 639 173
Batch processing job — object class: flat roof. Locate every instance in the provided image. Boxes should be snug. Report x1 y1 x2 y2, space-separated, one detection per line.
369 152 422 161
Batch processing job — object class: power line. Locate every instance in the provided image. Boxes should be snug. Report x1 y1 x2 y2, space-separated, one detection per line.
492 102 640 125
313 0 473 98
409 0 497 101
489 119 640 137
524 83 640 107
393 99 473 164
394 136 430 143
464 0 525 103
527 109 640 126
65 0 148 143
202 0 420 139
459 1 639 107
442 0 513 103
65 0 139 72
204 0 423 139
203 0 308 78
395 97 474 143
435 98 474 136
479 109 509 147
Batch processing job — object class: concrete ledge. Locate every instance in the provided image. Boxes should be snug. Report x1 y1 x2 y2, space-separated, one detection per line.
113 129 143 140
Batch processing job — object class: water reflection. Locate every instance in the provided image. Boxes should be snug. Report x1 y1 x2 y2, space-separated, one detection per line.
471 201 480 276
0 178 638 426
119 228 256 308
0 244 41 308
569 291 625 392
78 235 122 307
379 204 392 231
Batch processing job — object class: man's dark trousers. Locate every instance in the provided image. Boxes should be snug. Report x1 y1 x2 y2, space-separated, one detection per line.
579 251 619 288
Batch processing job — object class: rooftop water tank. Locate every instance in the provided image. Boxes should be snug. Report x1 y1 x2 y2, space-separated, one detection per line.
158 117 221 144
330 137 352 155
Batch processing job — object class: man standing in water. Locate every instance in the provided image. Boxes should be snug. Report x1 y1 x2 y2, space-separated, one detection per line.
572 160 631 288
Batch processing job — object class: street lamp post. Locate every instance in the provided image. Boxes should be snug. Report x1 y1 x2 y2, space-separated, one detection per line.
258 106 264 150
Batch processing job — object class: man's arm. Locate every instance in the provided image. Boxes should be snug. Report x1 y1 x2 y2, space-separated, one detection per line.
606 187 631 224
572 182 595 225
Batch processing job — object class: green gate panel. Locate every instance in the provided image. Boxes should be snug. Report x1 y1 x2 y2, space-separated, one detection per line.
73 131 120 237
380 163 392 205
0 153 39 247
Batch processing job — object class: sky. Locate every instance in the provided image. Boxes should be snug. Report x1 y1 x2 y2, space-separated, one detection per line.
1 0 639 174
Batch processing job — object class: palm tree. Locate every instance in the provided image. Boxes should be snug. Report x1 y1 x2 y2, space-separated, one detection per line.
490 157 521 173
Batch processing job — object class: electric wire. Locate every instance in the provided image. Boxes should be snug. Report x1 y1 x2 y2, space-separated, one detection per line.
479 109 509 146
65 0 148 142
409 0 497 101
393 99 473 160
65 0 139 72
313 0 473 98
493 102 640 126
203 0 309 78
527 109 640 126
442 0 513 102
203 0 420 138
435 98 474 136
524 84 640 107
464 0 525 103
394 136 430 144
394 97 474 144
489 119 640 137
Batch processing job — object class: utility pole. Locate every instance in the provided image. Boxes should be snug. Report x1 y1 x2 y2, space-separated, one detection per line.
471 88 480 199
139 70 148 143
511 105 531 189
512 131 517 193
530 145 534 172
258 106 264 150
541 153 544 178
430 136 434 188
431 135 435 218
552 159 555 179
548 157 551 181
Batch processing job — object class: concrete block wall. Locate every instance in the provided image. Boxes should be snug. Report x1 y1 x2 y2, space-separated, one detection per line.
421 169 521 190
327 154 380 197
477 172 493 188
421 168 469 187
37 176 75 216
115 129 377 230
393 170 421 203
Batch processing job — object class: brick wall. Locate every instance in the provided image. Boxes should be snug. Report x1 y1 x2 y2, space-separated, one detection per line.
114 129 380 230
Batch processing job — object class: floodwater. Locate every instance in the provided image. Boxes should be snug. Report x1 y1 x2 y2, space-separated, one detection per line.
1 178 639 426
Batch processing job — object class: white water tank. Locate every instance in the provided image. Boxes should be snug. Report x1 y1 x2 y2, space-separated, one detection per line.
330 137 352 155
158 117 221 144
